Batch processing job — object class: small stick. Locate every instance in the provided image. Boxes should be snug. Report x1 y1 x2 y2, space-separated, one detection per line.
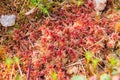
26 61 31 80
18 63 23 77
65 58 85 67
10 65 14 80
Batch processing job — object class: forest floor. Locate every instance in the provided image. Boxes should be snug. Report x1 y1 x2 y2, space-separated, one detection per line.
0 0 120 80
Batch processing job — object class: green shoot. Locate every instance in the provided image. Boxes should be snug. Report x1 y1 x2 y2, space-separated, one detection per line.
77 0 84 6
13 56 23 77
109 57 117 67
38 5 49 15
51 71 57 80
92 58 99 69
13 56 20 64
5 57 13 69
71 75 86 80
29 0 49 15
30 0 42 6
100 73 110 80
85 51 92 63
85 51 93 75
108 57 118 75
15 74 24 80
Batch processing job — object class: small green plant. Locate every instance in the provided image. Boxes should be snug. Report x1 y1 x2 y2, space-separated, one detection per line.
13 56 20 64
5 56 23 77
51 71 57 80
30 0 39 7
15 74 24 80
108 57 118 75
92 58 99 70
77 0 84 6
85 51 92 64
71 75 86 80
38 5 49 14
109 57 117 67
112 69 118 75
91 58 99 77
29 0 49 15
5 57 13 69
13 56 23 77
100 73 110 80
85 51 93 74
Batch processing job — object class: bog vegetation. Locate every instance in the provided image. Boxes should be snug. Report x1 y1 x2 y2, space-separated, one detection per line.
0 0 120 80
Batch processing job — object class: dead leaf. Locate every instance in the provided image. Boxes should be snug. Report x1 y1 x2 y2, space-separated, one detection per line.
67 66 78 75
115 22 120 32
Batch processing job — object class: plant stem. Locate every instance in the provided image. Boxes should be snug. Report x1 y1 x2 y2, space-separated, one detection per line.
17 63 23 77
10 65 14 80
27 62 31 80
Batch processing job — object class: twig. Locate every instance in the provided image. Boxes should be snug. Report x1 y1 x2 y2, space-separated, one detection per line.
65 58 87 78
18 63 23 77
79 59 87 78
27 61 31 80
65 58 85 67
10 65 14 80
87 37 104 49
28 37 34 48
20 0 27 11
